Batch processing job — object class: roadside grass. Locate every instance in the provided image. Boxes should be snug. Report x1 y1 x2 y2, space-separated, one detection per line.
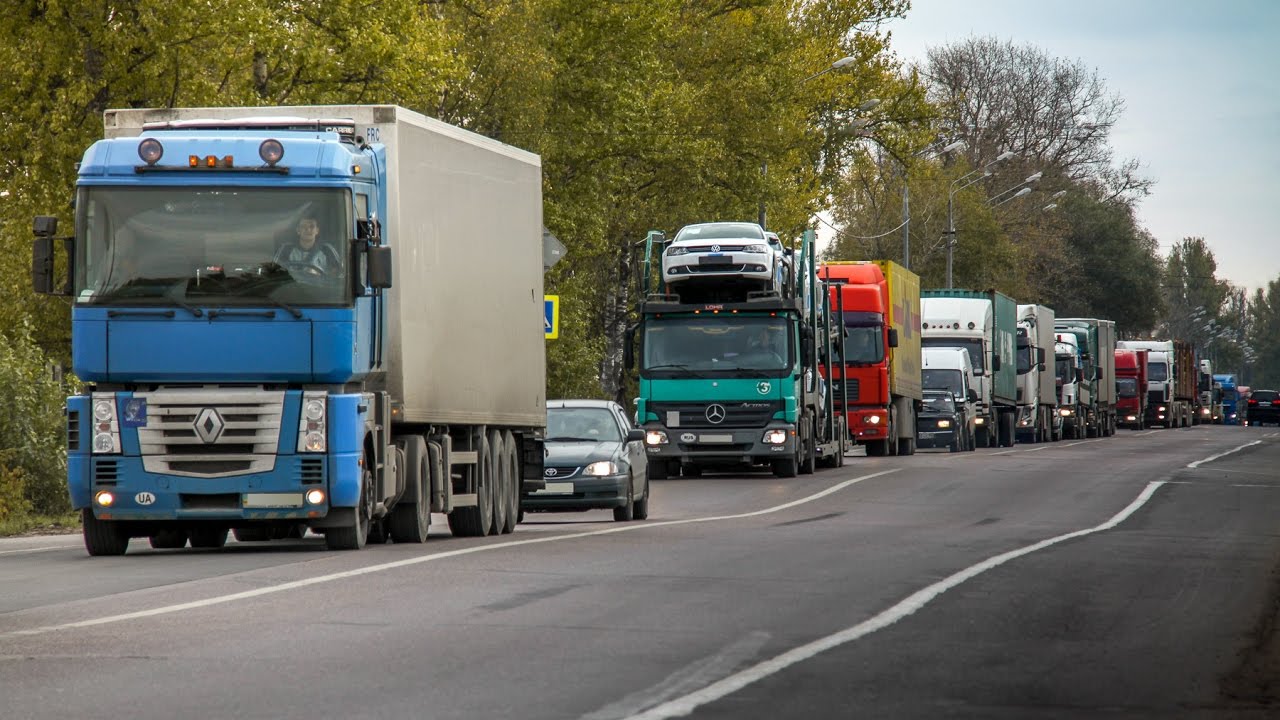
0 512 81 537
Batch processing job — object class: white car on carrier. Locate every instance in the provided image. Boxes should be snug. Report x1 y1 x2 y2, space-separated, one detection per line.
662 222 779 291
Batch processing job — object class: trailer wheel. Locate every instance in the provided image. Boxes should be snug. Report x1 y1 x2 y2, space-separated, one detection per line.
501 431 519 534
149 529 188 549
326 461 372 550
188 526 228 549
389 436 430 544
447 433 492 538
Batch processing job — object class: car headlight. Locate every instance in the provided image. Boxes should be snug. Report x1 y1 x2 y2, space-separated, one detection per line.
645 430 668 445
743 244 768 253
584 461 619 476
666 247 689 256
937 419 952 429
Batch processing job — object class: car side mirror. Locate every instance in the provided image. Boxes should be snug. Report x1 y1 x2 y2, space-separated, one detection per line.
626 428 645 442
887 328 899 348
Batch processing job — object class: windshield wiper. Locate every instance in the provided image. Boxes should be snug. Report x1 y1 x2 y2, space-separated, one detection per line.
646 363 692 371
258 295 304 319
545 436 598 442
150 296 203 318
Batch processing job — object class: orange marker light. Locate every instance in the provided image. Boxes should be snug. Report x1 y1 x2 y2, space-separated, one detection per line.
189 155 199 167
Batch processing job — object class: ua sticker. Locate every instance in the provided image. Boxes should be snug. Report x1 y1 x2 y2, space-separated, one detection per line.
756 382 771 395
135 492 156 506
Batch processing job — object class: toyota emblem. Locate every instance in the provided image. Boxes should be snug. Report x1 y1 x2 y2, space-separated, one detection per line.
544 468 558 477
705 404 726 424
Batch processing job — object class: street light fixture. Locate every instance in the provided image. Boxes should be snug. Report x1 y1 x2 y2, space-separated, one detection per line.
944 151 1017 288
991 186 1032 207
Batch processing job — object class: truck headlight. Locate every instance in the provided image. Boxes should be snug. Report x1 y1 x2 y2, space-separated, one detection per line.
584 461 618 476
297 392 327 453
762 429 788 444
91 393 121 454
1157 406 1166 412
865 414 882 426
645 430 668 445
975 416 986 425
1058 409 1072 417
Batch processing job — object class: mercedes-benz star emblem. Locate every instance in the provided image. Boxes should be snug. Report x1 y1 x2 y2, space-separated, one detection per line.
705 404 727 424
545 468 558 477
193 407 225 444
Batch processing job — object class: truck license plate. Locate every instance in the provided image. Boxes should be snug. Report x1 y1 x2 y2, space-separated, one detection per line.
697 434 733 443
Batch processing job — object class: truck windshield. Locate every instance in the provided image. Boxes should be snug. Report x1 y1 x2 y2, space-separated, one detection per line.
842 325 884 364
922 338 983 373
1016 341 1032 374
1147 362 1168 382
1116 378 1139 398
1056 356 1074 385
643 316 792 377
922 369 964 396
74 187 351 307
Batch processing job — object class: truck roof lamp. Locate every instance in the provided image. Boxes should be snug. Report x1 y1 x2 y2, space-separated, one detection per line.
137 138 163 166
968 322 976 329
259 138 285 166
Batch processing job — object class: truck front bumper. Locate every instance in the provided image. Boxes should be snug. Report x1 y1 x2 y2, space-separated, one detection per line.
642 423 796 464
845 408 889 444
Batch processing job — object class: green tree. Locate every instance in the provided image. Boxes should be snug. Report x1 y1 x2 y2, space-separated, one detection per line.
1246 278 1280 388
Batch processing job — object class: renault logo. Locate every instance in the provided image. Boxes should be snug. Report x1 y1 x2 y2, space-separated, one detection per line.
705 404 726 424
194 408 225 444
544 468 558 477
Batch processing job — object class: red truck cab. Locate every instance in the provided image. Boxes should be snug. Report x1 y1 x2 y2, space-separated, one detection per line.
1115 348 1148 429
818 264 892 447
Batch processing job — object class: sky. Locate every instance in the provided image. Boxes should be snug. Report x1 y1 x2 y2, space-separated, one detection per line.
878 0 1280 293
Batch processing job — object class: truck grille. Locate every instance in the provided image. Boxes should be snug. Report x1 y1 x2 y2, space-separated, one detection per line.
1147 390 1165 406
830 379 860 404
650 401 782 429
136 388 284 478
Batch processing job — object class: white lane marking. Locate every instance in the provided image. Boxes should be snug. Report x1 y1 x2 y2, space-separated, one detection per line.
1131 431 1161 437
1021 446 1050 453
1058 439 1104 448
0 545 71 557
988 449 1022 456
581 632 772 720
1186 440 1263 468
623 480 1168 720
2 469 901 639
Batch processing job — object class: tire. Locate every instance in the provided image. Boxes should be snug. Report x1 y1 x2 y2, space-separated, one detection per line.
389 436 430 544
900 436 916 456
968 429 977 452
680 463 702 478
646 461 669 480
82 508 130 556
613 478 635 522
326 462 372 550
633 482 650 520
800 420 816 473
188 526 228 549
949 435 961 453
149 528 188 550
501 431 519 534
772 457 798 477
286 524 308 539
233 527 272 542
447 433 492 538
865 440 888 457
488 430 507 536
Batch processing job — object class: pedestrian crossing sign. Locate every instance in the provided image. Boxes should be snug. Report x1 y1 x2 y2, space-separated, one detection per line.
544 295 559 340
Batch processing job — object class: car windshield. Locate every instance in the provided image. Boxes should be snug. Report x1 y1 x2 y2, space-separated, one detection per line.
922 392 956 413
546 407 621 442
923 338 984 373
643 316 792 377
1116 378 1139 398
922 368 964 396
674 222 765 241
1147 362 1169 382
74 186 351 307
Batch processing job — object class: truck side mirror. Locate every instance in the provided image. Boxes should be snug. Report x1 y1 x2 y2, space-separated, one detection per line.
1037 348 1046 367
967 389 978 403
367 245 393 289
801 337 814 362
1076 368 1084 383
886 328 899 348
624 325 637 370
992 355 1001 371
32 237 57 295
356 219 382 241
1096 368 1104 381
34 215 59 237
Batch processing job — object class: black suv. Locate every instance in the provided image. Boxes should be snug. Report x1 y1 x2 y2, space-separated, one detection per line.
917 389 975 452
1247 389 1279 426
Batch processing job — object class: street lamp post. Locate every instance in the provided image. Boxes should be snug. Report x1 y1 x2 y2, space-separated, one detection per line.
945 151 1016 288
896 139 965 270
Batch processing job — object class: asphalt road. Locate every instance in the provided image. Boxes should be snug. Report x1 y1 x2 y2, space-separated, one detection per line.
3 424 1280 719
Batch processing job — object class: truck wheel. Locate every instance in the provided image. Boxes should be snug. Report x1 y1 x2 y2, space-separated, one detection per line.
501 431 520 534
680 463 702 478
188 527 227 549
865 440 888 457
646 462 669 480
772 457 798 477
949 435 961 453
613 478 635 521
389 436 430 544
326 463 372 550
82 509 130 556
799 420 816 474
488 430 507 536
447 434 492 538
149 529 188 549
